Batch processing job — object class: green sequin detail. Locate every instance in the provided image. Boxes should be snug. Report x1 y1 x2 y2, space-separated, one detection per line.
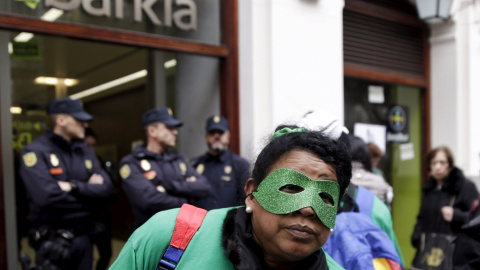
270 127 309 141
252 168 339 229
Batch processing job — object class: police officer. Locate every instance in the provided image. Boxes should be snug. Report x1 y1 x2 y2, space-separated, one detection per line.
84 128 113 270
19 97 114 270
119 107 211 228
192 115 251 210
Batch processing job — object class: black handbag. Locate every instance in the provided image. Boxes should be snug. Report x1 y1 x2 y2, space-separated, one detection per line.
412 195 456 270
411 232 455 270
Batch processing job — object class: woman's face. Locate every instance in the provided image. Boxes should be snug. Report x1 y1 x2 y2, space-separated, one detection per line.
244 149 338 266
430 150 451 183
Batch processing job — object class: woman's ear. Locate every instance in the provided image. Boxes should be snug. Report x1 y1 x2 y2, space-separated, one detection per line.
244 178 256 206
244 178 256 196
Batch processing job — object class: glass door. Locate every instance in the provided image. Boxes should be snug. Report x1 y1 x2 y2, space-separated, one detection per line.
344 77 423 267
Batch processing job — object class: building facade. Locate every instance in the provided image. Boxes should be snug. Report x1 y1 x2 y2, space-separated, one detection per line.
240 0 428 266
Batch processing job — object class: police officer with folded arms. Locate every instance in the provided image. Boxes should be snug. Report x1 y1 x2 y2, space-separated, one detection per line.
119 107 211 228
192 115 250 210
19 97 114 270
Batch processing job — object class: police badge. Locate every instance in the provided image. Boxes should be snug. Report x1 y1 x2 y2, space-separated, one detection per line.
196 164 205 174
50 154 59 167
141 159 151 171
85 159 93 170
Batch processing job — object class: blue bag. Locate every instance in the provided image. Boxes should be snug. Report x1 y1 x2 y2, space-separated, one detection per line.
322 212 402 270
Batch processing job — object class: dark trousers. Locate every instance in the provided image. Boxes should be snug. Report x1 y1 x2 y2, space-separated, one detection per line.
70 235 93 270
36 233 93 270
93 222 112 270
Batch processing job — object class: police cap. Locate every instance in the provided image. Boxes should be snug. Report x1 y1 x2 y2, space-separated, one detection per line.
142 107 183 127
47 97 93 122
206 115 229 132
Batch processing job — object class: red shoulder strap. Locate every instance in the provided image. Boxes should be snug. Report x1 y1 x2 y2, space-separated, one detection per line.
157 204 208 270
170 204 208 249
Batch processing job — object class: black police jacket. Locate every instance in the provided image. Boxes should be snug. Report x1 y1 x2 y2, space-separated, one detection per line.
119 145 211 227
192 150 250 210
19 130 114 226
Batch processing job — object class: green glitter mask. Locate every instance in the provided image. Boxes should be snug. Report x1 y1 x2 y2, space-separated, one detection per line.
252 168 339 229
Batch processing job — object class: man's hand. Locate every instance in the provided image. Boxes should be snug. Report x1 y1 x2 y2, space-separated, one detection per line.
156 185 166 193
186 176 197 182
88 173 104 184
57 181 72 192
441 206 454 222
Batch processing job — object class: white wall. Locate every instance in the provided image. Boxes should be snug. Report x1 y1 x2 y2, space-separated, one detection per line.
430 22 457 151
466 2 480 185
430 0 480 185
239 0 345 162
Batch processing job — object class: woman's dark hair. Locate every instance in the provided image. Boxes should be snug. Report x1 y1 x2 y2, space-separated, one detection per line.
367 142 382 159
348 135 372 172
251 125 352 197
426 146 455 171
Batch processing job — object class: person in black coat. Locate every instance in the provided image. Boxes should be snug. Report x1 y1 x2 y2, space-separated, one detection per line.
119 108 211 228
192 115 251 210
453 194 480 269
411 146 479 266
84 128 113 270
19 98 114 269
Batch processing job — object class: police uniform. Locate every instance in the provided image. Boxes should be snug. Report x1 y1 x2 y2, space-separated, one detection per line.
119 108 211 228
19 98 114 270
192 115 251 210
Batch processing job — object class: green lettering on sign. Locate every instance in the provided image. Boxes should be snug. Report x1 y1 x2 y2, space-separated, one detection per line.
15 0 40 10
11 41 41 60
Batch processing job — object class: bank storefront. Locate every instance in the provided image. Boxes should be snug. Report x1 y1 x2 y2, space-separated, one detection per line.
0 0 238 267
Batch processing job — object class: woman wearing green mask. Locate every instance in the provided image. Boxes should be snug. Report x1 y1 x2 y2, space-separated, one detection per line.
110 125 351 270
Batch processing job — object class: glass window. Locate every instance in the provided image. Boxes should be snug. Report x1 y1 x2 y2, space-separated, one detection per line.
1 29 220 265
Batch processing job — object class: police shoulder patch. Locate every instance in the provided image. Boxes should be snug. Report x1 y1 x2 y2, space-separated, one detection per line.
179 162 187 175
23 152 37 167
120 164 131 179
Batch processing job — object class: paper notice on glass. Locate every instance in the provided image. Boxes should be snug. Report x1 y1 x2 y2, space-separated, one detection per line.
368 85 385 104
353 123 386 154
400 143 415 161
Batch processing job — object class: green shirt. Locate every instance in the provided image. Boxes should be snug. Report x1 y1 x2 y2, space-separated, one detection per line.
370 195 405 266
110 207 344 269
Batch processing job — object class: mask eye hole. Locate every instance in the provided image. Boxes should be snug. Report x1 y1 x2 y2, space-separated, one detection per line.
319 193 334 206
279 184 304 194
